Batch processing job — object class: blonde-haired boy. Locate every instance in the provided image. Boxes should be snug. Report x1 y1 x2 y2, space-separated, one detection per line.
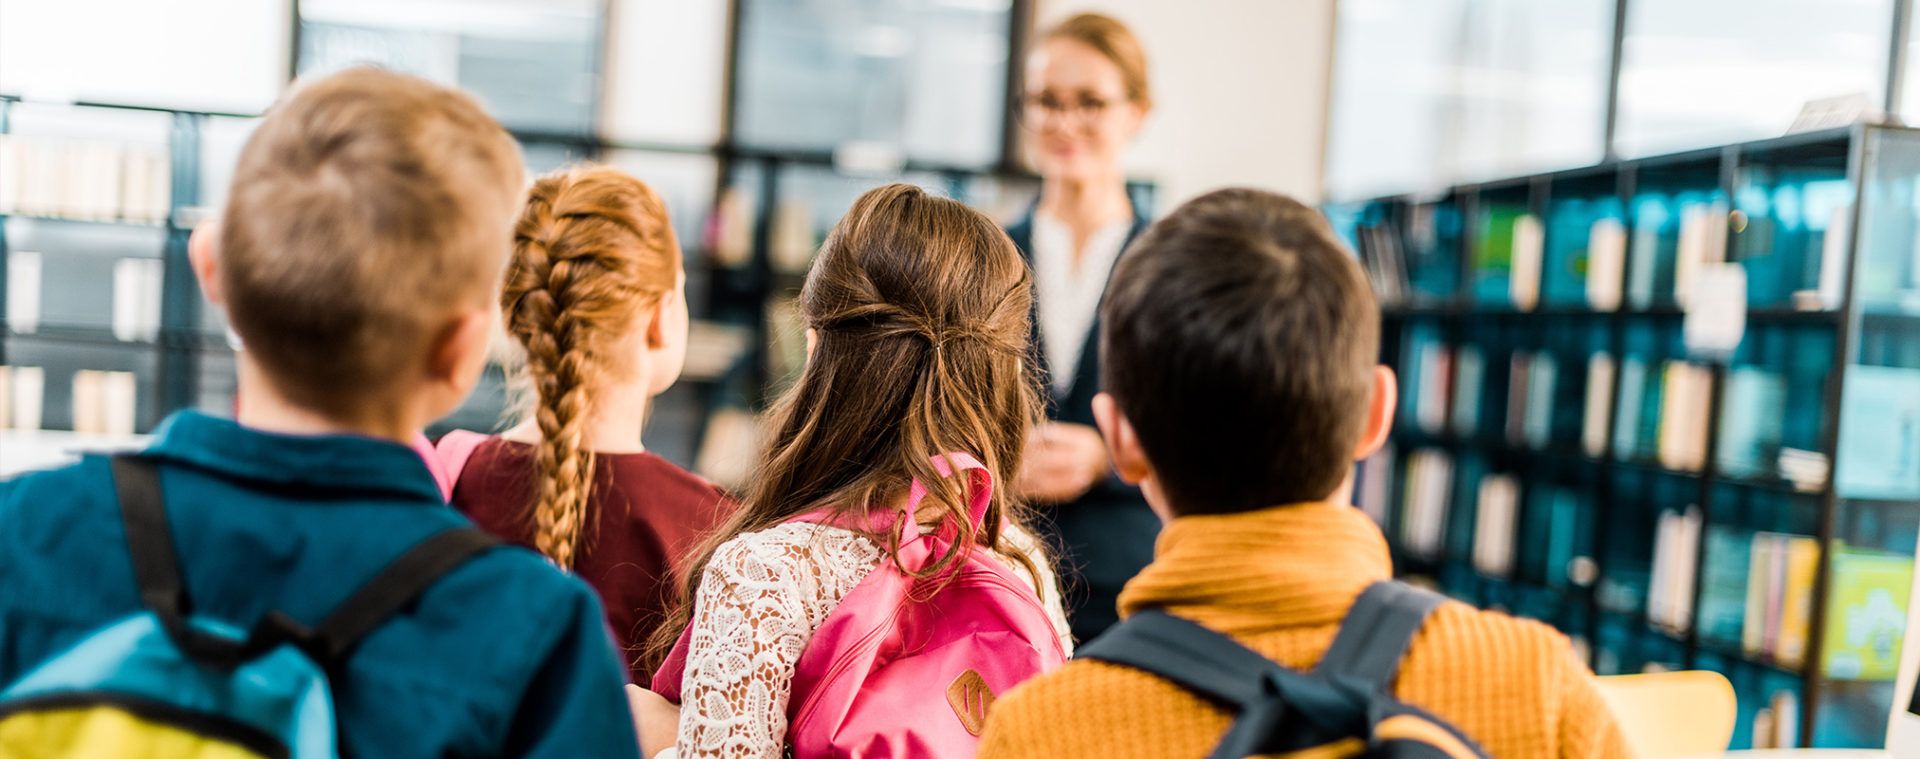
0 68 641 757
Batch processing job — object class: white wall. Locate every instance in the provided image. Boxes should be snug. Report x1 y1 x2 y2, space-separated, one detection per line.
1032 0 1336 207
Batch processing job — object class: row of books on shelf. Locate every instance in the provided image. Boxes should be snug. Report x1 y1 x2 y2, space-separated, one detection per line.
6 252 165 341
1645 518 1910 680
1362 199 1848 312
0 135 172 224
1406 341 1832 488
1391 451 1593 588
0 364 137 435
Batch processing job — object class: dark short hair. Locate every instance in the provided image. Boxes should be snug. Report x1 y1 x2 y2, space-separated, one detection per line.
1100 188 1379 516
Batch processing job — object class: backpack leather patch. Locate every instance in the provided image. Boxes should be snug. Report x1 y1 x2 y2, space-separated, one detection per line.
946 669 995 735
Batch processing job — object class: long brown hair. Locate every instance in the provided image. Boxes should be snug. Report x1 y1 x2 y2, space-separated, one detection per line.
502 165 681 569
648 183 1044 665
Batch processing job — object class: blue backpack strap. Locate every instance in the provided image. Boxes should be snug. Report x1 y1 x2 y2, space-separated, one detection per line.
1316 581 1447 691
1076 611 1296 759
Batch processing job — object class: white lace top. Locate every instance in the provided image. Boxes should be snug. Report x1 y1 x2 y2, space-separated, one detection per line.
669 521 1072 758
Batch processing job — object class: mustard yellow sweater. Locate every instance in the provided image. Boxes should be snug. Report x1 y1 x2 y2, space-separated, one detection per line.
977 502 1633 759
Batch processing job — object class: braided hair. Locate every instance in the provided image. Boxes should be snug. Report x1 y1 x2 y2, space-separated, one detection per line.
502 165 681 569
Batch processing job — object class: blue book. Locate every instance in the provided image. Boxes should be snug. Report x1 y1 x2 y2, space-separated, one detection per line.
1837 365 1920 499
1612 357 1648 459
1717 367 1786 478
1696 526 1750 645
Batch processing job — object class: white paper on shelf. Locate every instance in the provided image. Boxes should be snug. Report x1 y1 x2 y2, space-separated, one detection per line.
112 257 164 342
10 365 44 431
1683 263 1747 359
1510 214 1544 311
6 251 42 334
1675 201 1729 309
1586 218 1626 311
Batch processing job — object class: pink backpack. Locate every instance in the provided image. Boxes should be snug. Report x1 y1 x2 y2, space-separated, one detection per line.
651 452 1066 757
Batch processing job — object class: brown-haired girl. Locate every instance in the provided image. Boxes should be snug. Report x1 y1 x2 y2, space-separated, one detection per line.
446 165 734 683
631 184 1070 759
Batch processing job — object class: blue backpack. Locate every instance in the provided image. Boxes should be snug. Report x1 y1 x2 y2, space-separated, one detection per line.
1077 582 1492 759
0 456 499 758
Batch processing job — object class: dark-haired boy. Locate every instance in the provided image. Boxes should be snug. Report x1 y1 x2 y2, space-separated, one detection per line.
979 188 1630 758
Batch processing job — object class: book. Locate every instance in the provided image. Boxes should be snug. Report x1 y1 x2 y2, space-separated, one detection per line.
1415 343 1452 435
1402 449 1454 559
1612 357 1649 459
1506 352 1532 445
1473 206 1524 304
6 251 42 334
1544 489 1581 587
764 296 807 393
1471 473 1519 577
1626 204 1664 309
1697 526 1750 644
1716 367 1786 478
112 257 164 343
1656 361 1711 472
1450 346 1483 436
1808 202 1852 310
1821 544 1913 681
1836 364 1920 500
1586 218 1627 311
5 365 45 431
1523 354 1557 449
1778 534 1821 667
1581 353 1615 457
1745 533 1778 656
1648 506 1701 632
1357 444 1394 527
0 366 9 429
1510 214 1544 311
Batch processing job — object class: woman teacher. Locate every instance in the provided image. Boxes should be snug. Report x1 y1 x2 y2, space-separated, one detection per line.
1008 12 1156 642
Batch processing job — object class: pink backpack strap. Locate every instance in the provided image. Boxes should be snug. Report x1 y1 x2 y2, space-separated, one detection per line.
903 452 991 544
430 430 492 499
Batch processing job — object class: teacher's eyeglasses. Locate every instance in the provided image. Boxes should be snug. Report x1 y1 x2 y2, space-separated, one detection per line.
1019 92 1119 128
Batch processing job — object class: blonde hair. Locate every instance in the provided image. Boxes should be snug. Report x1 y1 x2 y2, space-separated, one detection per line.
218 67 525 415
503 165 682 569
1043 13 1153 108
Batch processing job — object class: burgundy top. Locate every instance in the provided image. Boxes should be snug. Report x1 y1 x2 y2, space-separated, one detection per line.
451 438 735 683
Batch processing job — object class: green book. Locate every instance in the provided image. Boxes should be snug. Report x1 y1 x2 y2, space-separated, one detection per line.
1822 544 1914 681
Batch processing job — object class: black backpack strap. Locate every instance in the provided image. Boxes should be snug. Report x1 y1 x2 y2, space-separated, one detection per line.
1077 611 1299 759
111 453 499 669
301 527 500 664
112 456 190 626
1316 581 1447 691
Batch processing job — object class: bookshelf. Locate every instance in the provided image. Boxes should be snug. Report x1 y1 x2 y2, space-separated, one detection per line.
1338 122 1920 750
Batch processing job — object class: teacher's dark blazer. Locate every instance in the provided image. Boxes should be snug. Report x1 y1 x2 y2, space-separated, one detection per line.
1006 208 1159 643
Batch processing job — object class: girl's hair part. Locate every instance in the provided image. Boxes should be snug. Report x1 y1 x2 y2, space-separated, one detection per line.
502 164 681 569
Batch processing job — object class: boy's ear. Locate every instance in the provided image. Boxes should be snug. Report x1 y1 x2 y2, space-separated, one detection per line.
1353 365 1399 460
188 219 224 307
427 307 495 388
1092 392 1151 485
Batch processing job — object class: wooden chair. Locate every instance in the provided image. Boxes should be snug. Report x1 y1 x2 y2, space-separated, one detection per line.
1596 671 1737 758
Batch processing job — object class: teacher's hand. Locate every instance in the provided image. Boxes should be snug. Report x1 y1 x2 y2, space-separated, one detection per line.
627 684 680 758
1016 422 1110 504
